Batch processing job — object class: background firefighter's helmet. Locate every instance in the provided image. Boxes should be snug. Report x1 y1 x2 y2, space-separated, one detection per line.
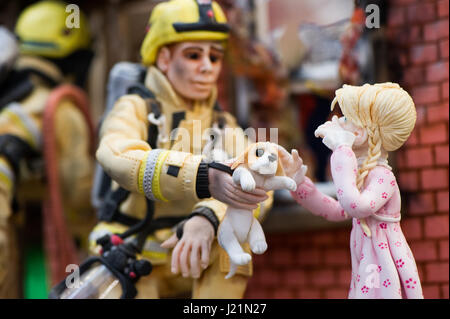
15 0 91 59
140 0 230 66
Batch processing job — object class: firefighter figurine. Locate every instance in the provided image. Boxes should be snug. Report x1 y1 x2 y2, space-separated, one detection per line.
0 1 96 297
89 0 273 298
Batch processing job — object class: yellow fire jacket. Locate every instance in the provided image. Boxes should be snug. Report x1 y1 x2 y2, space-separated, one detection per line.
92 66 273 273
0 56 94 233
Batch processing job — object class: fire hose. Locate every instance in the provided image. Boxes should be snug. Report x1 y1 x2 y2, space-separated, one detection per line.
42 84 96 285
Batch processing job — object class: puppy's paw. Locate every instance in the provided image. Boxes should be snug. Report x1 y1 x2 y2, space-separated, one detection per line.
250 240 267 254
240 177 256 192
230 253 252 266
286 178 297 191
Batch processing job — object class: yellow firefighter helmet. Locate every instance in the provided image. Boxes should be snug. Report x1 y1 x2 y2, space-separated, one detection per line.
140 0 229 66
15 1 91 59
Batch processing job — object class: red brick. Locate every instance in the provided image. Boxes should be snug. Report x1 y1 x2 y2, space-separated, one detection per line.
438 0 449 18
410 241 438 261
419 124 448 145
427 103 449 123
405 129 419 146
408 192 435 215
425 215 449 238
281 269 308 287
440 39 449 58
411 44 438 65
248 268 265 286
401 217 423 240
442 81 449 99
418 264 426 283
385 27 401 43
297 249 321 266
324 288 348 299
435 145 449 165
439 240 449 260
311 232 335 246
310 269 336 287
406 147 434 168
426 62 449 83
424 19 450 41
338 268 351 286
391 0 417 5
244 287 270 299
295 289 321 299
423 284 442 298
388 7 405 27
407 2 436 23
399 51 409 67
425 262 449 282
397 150 407 168
280 233 308 246
442 284 449 298
267 234 289 245
332 229 351 246
273 288 294 299
403 66 424 86
271 249 295 267
323 248 351 266
406 25 422 44
412 85 440 104
258 269 281 287
416 106 427 125
398 171 419 191
421 168 449 189
436 191 449 212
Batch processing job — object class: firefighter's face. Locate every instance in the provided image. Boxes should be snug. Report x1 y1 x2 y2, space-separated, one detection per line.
157 41 224 101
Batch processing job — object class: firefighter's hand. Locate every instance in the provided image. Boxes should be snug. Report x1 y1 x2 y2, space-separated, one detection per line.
209 168 268 210
161 215 214 279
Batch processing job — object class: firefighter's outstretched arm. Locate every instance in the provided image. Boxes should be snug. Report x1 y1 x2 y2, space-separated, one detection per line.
96 94 267 209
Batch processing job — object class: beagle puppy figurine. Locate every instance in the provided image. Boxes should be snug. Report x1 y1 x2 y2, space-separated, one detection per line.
218 142 297 279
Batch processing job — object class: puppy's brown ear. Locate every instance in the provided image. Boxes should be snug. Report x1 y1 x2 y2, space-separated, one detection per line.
275 149 286 176
231 144 252 170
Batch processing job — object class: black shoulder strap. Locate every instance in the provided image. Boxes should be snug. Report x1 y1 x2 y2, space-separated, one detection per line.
0 134 40 177
98 187 141 226
127 82 161 149
212 100 227 129
0 70 34 110
213 100 222 112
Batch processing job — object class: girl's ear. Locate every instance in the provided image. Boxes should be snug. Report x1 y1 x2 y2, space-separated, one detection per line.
353 126 368 147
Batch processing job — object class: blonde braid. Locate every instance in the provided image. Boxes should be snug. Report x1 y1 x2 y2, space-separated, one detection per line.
357 124 382 237
357 124 382 189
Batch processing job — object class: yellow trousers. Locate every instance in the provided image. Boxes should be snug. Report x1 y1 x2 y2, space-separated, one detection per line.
136 242 249 299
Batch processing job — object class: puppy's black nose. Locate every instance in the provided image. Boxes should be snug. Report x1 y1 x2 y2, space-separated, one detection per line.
268 154 277 162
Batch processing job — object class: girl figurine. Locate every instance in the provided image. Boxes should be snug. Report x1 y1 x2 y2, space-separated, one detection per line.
280 83 423 299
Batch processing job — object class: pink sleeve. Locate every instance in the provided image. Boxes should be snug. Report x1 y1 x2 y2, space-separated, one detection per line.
331 145 396 218
291 177 349 222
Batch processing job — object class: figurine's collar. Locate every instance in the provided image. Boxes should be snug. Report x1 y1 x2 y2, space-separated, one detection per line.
144 66 217 112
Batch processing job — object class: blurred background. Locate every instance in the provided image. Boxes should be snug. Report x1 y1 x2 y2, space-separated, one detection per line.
0 0 448 299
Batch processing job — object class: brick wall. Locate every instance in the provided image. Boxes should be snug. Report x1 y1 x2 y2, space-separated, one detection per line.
245 0 449 299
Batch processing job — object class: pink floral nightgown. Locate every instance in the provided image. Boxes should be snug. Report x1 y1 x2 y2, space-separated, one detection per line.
291 145 423 299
